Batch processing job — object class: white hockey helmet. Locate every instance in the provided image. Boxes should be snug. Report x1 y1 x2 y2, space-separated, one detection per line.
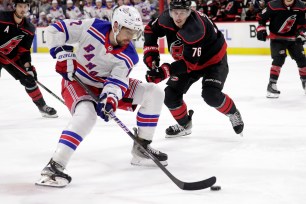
111 5 143 41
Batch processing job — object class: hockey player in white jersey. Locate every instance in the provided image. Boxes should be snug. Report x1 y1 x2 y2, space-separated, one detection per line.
35 5 168 188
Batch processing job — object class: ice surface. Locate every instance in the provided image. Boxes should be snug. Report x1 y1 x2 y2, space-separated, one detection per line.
1 53 306 204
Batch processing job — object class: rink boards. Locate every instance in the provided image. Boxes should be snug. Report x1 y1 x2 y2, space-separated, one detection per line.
32 22 305 55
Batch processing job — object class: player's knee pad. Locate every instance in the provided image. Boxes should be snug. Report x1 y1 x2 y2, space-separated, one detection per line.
164 86 182 108
19 75 36 88
272 56 286 67
295 57 306 68
142 83 164 113
202 86 224 107
67 101 97 137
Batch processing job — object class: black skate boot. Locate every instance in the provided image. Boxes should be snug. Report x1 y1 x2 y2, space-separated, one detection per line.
38 105 58 118
165 110 193 138
227 110 244 136
267 82 280 98
131 128 168 167
35 159 71 188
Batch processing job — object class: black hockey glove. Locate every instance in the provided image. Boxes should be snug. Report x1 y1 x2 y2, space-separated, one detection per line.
143 46 160 69
25 65 37 81
146 63 171 84
256 26 267 42
296 31 306 45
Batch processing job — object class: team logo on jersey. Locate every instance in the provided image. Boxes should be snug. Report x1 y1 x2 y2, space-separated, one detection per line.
170 40 184 61
107 45 113 51
278 15 297 34
4 25 9 33
0 35 24 55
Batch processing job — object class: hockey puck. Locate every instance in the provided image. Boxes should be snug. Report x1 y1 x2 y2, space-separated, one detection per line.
210 185 221 191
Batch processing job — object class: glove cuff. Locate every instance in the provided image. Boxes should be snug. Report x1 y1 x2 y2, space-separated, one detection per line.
56 50 76 61
143 46 159 55
256 26 266 32
50 45 74 59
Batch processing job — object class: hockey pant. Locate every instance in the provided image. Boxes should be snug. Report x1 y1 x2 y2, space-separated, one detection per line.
52 78 164 167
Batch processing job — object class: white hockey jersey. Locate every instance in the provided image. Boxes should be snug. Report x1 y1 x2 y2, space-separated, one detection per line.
49 6 65 20
47 19 139 100
66 6 84 20
83 4 96 19
134 1 152 24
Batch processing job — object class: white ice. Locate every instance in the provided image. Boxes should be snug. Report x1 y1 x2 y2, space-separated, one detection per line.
0 53 306 204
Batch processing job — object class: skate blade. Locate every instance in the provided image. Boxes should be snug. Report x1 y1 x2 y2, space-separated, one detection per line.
165 130 192 138
131 155 168 167
266 92 279 98
41 113 59 118
35 175 69 188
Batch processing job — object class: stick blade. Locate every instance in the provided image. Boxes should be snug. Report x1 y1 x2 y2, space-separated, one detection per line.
181 176 217 191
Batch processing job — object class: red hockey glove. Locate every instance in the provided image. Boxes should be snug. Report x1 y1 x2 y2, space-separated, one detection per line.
146 63 171 84
25 65 37 81
143 46 160 69
96 92 118 122
55 51 77 81
256 26 267 42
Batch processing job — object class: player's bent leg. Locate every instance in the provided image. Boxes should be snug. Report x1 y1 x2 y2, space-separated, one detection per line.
164 86 193 138
36 101 97 187
21 76 58 118
203 87 244 135
130 83 168 166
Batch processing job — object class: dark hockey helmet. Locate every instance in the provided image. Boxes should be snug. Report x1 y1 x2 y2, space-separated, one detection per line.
14 0 30 3
169 0 191 10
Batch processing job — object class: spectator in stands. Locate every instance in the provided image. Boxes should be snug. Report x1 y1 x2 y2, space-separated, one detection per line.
101 0 113 21
38 11 49 26
39 0 51 15
66 0 83 19
190 1 197 10
244 2 258 21
134 0 153 24
93 0 103 19
114 0 124 9
83 0 95 18
223 0 243 21
50 0 65 20
0 0 6 11
46 13 55 24
124 0 133 6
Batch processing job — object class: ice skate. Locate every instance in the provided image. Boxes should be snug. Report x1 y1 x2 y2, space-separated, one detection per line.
227 110 244 136
131 128 168 167
165 110 193 138
38 105 58 118
35 159 71 188
266 82 280 98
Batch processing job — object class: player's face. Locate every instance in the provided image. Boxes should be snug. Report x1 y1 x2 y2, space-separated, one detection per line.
284 0 294 6
15 3 29 18
170 9 191 28
117 27 139 46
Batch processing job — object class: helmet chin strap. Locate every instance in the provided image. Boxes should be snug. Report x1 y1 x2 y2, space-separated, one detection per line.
113 25 122 45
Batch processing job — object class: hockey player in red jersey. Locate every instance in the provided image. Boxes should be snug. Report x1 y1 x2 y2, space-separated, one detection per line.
0 0 57 118
35 5 167 187
256 0 306 98
143 0 244 138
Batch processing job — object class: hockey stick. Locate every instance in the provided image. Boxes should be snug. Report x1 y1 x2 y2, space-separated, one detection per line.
0 53 65 105
73 74 217 190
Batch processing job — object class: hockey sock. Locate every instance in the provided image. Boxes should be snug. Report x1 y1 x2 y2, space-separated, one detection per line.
270 65 281 82
216 94 236 115
26 86 45 107
169 101 189 126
